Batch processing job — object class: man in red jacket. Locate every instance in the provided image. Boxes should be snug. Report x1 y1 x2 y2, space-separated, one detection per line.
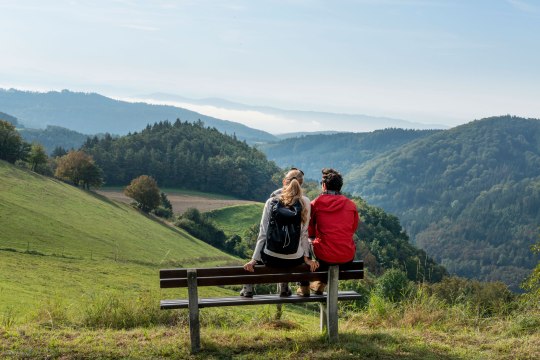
308 168 359 295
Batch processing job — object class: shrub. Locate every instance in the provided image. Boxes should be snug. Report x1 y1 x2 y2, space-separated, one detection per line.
375 268 412 302
430 276 515 316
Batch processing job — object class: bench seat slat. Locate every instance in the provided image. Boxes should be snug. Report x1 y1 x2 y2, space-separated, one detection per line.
160 261 363 279
160 270 363 288
160 291 363 309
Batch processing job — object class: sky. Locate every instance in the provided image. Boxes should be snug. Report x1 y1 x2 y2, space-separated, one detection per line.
1 0 540 133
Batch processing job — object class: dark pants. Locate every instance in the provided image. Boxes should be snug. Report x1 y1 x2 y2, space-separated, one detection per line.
260 251 309 286
316 258 355 284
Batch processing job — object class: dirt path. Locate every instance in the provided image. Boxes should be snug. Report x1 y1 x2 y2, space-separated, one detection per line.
96 190 259 214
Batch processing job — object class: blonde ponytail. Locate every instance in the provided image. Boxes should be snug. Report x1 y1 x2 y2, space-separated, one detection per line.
279 170 308 224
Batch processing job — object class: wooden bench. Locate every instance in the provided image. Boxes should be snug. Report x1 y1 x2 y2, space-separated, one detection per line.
160 260 364 353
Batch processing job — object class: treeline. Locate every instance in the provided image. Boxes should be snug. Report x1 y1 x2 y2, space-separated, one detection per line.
346 116 540 289
82 120 281 201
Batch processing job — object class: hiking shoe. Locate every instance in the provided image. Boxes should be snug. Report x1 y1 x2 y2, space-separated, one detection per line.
278 283 292 297
296 285 310 297
310 281 326 295
240 284 254 298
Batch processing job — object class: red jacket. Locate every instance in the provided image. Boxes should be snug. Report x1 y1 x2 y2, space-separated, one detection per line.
309 193 359 264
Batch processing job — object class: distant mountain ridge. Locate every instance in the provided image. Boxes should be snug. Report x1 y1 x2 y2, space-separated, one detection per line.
0 89 278 144
138 92 449 133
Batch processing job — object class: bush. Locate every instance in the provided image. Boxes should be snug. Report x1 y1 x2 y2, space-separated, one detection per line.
430 276 515 316
375 268 412 302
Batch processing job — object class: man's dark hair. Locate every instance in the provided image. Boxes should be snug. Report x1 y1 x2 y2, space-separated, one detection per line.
321 168 343 192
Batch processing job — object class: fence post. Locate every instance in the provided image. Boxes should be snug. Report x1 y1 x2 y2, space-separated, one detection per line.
187 269 201 353
327 265 339 342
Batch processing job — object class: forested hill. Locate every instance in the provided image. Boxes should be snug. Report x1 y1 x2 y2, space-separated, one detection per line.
346 116 540 289
82 120 281 201
0 89 277 144
19 125 90 154
258 128 440 180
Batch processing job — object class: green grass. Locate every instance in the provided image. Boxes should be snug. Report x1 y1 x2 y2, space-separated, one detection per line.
1 301 538 359
205 203 264 237
0 161 239 319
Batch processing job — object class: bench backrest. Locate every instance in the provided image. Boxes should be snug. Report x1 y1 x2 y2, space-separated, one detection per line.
160 260 364 288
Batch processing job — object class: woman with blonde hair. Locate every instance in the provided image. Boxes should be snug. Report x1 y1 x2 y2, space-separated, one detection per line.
242 168 319 297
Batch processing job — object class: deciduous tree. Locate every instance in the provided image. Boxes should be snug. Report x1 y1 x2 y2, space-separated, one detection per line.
28 143 48 172
0 120 28 163
55 150 103 189
124 175 161 213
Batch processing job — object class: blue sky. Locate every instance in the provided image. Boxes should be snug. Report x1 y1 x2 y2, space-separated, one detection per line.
1 0 539 132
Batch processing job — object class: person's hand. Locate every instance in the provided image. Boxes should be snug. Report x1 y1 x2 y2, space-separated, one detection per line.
243 259 257 272
306 259 319 272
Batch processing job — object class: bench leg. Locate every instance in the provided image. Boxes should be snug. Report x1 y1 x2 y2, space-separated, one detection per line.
327 265 339 342
187 269 201 353
319 303 327 332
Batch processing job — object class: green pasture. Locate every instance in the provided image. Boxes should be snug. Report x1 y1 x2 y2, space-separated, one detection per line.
0 161 240 318
205 203 264 237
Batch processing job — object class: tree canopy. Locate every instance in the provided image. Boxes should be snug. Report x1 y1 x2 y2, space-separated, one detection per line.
82 120 281 201
0 119 28 163
124 175 161 213
55 150 103 189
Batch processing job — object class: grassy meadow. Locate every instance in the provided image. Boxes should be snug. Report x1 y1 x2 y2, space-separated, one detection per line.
0 161 239 322
205 203 264 237
1 160 539 359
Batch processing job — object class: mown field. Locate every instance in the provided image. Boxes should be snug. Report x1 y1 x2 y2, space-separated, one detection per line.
97 188 259 215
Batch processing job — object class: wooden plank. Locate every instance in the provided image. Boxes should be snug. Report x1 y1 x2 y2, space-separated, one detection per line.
326 265 339 342
187 269 200 353
160 261 364 279
160 291 363 309
160 270 364 288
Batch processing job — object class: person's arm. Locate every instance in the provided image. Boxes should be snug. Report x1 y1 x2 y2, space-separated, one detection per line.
300 197 311 257
308 198 317 239
247 198 272 266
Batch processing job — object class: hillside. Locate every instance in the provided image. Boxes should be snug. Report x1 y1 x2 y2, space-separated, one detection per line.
82 120 281 201
0 89 277 144
258 128 440 180
18 125 90 154
0 160 238 317
346 116 540 289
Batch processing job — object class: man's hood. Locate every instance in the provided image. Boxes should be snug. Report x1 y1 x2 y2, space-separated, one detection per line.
314 194 352 212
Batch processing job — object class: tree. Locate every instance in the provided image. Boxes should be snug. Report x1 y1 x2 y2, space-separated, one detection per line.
124 175 161 212
28 143 48 172
55 150 103 189
0 120 28 163
51 146 68 158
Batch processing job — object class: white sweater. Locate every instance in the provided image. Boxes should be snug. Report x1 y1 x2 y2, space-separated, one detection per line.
251 193 311 261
